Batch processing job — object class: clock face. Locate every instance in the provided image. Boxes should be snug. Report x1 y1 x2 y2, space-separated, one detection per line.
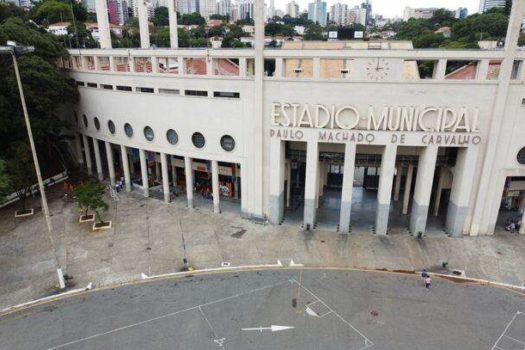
366 58 390 81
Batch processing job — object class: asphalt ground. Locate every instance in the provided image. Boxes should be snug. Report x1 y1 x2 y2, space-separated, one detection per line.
0 270 523 350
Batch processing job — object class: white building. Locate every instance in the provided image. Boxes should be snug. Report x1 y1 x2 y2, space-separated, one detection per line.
308 0 327 26
239 0 254 20
47 22 69 36
348 5 366 26
176 0 198 14
479 0 507 12
216 0 231 17
198 0 216 19
286 0 299 18
61 0 525 237
329 3 348 26
403 7 438 21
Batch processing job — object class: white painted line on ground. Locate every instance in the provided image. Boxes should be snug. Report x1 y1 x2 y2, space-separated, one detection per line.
140 260 284 280
0 283 93 315
291 278 374 350
428 272 525 292
491 311 523 350
241 325 294 332
45 280 290 350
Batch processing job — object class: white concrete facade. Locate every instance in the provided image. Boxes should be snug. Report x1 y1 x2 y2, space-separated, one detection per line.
63 0 525 236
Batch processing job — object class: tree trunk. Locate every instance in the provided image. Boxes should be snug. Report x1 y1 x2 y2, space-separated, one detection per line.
95 210 105 224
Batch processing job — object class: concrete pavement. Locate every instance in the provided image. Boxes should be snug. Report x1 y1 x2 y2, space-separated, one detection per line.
0 189 524 310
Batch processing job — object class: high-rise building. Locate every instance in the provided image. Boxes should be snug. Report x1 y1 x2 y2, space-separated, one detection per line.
267 0 275 19
230 2 240 21
239 0 254 20
329 3 348 26
286 0 299 18
361 0 371 25
177 0 199 14
81 0 96 12
216 0 231 17
455 7 469 19
348 5 366 26
308 0 327 26
478 0 507 12
199 0 216 19
108 0 129 24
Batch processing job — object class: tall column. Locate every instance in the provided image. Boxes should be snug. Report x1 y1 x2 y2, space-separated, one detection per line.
139 149 149 197
268 139 285 224
375 144 397 235
433 167 447 217
234 164 239 200
105 141 115 186
82 134 93 175
303 141 319 230
92 138 103 181
138 0 150 48
167 0 178 48
74 133 84 165
339 142 356 234
94 0 111 49
286 160 292 208
121 145 131 192
184 156 194 208
161 153 170 203
446 147 478 237
128 153 135 177
393 168 402 201
212 160 220 213
155 158 161 181
520 201 525 234
315 161 321 209
402 164 414 215
410 145 438 235
252 0 264 216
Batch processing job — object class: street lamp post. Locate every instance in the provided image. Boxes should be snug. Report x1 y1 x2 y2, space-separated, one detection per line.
1 42 66 289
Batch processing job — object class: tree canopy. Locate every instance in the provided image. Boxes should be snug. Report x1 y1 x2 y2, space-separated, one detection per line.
180 12 205 26
0 160 11 201
153 6 169 27
73 180 108 222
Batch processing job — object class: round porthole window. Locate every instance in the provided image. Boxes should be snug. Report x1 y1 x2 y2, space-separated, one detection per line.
192 132 205 148
94 117 100 131
83 114 88 127
166 129 178 145
220 135 235 152
144 126 154 141
108 120 116 134
518 147 525 165
124 123 133 137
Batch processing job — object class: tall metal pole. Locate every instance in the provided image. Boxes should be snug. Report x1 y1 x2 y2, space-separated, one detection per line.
11 54 66 289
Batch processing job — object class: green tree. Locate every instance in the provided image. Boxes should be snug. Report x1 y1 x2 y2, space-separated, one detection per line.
303 23 323 40
208 24 225 37
0 18 78 160
33 0 72 24
6 143 36 210
153 6 169 27
180 12 205 25
66 21 97 48
73 180 108 223
0 3 26 22
210 14 228 21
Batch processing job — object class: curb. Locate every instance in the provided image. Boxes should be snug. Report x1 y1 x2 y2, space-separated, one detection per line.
1 265 523 317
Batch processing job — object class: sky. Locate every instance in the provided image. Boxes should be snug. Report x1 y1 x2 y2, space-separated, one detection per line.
274 0 480 18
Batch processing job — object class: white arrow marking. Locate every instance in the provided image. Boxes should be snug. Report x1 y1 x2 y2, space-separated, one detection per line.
241 325 294 332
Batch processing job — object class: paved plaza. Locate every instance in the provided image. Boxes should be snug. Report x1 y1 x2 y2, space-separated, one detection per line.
0 187 525 311
0 270 523 350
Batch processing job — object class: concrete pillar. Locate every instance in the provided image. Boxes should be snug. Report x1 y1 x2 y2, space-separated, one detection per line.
121 145 131 192
167 0 178 48
239 58 247 77
161 153 170 203
409 145 438 235
286 160 292 208
212 160 220 213
315 161 321 209
94 0 111 49
446 147 478 237
138 0 150 48
274 57 283 78
434 59 447 80
433 167 446 217
240 162 248 215
268 139 285 224
74 133 84 165
105 141 115 186
402 164 414 215
184 156 194 208
303 141 319 230
339 142 356 234
139 149 149 197
313 57 321 79
92 138 103 181
234 164 239 200
82 134 93 175
375 144 397 235
520 203 525 235
393 167 402 201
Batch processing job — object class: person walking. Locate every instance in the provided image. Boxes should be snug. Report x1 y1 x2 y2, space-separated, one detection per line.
421 269 429 285
424 276 432 290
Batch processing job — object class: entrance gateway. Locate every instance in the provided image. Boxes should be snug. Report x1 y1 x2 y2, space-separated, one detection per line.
268 102 481 236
